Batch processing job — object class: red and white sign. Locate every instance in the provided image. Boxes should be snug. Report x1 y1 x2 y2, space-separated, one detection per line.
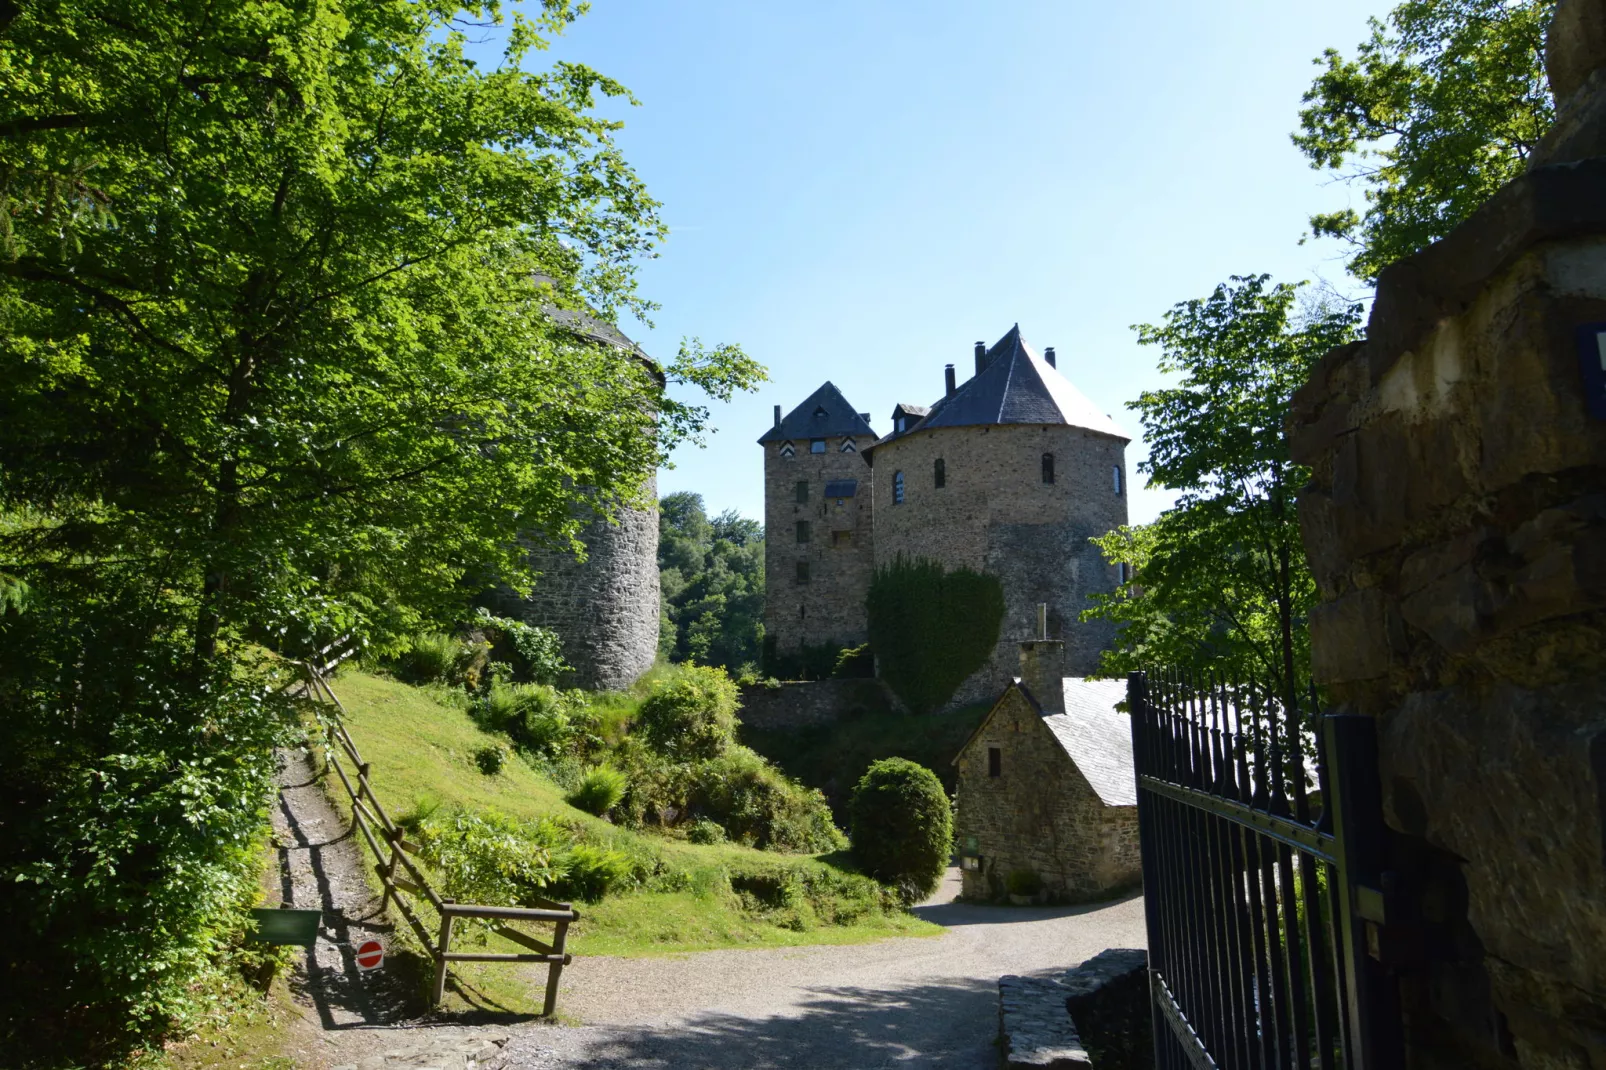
355 938 385 971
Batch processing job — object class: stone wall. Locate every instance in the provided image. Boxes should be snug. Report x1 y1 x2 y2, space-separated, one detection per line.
954 686 1141 902
485 475 659 692
871 423 1128 705
1289 160 1606 1067
735 678 896 732
762 437 876 656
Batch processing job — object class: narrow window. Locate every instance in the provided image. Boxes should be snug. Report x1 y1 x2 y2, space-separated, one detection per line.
795 561 810 584
795 520 810 543
895 415 906 433
810 439 826 454
1113 465 1122 495
795 480 809 504
893 470 905 504
934 458 946 488
988 747 1001 778
1041 452 1055 484
1117 562 1127 584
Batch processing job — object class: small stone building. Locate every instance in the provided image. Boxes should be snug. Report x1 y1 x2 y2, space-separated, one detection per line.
953 636 1140 903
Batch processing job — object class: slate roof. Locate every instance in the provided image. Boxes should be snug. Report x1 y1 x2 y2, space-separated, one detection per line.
758 382 878 444
1041 678 1137 807
864 326 1127 459
823 479 859 498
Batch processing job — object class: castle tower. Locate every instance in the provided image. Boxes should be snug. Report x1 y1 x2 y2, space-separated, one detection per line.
758 383 877 665
864 326 1129 703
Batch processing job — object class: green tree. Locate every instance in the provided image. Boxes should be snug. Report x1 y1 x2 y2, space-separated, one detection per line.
1293 0 1555 281
1084 276 1361 705
0 1 760 1059
657 491 765 672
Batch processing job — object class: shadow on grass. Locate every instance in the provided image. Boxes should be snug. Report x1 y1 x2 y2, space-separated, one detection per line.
506 978 1003 1069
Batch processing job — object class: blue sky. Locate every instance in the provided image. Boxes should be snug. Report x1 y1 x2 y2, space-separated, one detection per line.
514 1 1389 526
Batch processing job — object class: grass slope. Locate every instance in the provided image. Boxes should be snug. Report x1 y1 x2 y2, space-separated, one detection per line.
315 670 938 1012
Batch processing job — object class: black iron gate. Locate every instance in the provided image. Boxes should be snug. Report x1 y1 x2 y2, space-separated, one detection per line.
1128 670 1403 1070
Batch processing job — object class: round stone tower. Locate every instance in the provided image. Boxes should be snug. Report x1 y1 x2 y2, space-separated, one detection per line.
864 326 1130 704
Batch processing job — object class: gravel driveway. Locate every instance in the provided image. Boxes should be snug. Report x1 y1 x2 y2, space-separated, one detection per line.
273 747 1145 1069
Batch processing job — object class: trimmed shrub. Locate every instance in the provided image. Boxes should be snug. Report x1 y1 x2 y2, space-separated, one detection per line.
634 664 739 760
566 765 627 817
866 557 1005 713
1006 869 1043 897
848 758 952 903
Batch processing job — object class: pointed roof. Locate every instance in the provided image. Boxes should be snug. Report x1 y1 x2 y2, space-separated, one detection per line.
758 382 877 444
955 676 1135 808
865 327 1127 458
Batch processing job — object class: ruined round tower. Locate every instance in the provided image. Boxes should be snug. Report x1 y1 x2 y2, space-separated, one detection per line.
864 326 1130 702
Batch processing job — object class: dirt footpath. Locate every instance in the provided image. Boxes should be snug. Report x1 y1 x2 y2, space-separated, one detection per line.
269 746 1145 1069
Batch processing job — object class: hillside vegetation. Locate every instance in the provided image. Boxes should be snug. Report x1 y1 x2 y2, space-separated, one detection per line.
318 668 938 1010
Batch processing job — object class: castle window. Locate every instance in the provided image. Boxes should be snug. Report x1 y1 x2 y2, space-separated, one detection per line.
832 530 852 547
810 439 826 454
934 458 946 488
795 561 810 585
839 438 856 453
1113 465 1122 495
893 471 905 504
988 747 1001 778
1117 562 1128 584
796 520 811 543
895 415 906 433
1041 452 1055 484
795 481 809 504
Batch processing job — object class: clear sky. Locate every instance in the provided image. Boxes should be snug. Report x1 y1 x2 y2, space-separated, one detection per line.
513 1 1390 526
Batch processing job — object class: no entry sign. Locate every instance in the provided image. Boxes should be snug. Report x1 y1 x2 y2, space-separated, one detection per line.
355 938 384 971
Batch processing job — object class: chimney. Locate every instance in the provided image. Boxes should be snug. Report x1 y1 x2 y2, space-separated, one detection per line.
974 340 987 375
944 364 956 396
1017 603 1065 714
773 404 781 428
1044 346 1056 368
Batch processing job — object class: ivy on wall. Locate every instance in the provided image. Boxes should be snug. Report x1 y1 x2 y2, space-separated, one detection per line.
866 556 1004 714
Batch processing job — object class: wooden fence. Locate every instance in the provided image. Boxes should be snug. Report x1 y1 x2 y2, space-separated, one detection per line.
298 657 579 1014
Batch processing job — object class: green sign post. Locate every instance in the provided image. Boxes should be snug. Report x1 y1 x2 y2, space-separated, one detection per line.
248 907 323 946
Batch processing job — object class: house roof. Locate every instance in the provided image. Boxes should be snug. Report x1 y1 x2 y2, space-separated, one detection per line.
758 382 878 444
864 326 1128 460
1041 678 1136 807
957 675 1135 808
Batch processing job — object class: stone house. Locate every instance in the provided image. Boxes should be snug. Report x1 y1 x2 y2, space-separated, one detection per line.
952 636 1139 903
760 326 1130 703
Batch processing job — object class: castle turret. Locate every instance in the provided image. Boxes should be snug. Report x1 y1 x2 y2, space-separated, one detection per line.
758 383 877 666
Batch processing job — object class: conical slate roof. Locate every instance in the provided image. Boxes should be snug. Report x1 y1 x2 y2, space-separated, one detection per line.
865 327 1127 458
758 381 877 444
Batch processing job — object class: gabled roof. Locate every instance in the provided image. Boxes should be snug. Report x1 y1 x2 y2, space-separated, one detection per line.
892 403 930 420
956 675 1135 808
758 382 878 444
865 326 1128 459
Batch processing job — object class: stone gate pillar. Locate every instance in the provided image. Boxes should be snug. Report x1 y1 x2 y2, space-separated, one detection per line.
1288 6 1606 1064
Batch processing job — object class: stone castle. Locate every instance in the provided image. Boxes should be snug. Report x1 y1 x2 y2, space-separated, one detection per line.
760 326 1131 702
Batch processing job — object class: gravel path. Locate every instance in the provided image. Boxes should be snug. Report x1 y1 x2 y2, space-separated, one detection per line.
271 748 1146 1069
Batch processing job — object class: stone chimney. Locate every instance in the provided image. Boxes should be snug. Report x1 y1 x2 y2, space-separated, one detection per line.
973 340 986 376
1044 346 1056 368
944 364 956 396
773 404 781 428
1017 603 1065 714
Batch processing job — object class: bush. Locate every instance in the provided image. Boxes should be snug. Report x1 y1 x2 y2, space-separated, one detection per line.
867 557 1005 713
553 843 635 901
474 743 510 775
566 765 627 817
475 608 569 684
634 664 739 760
396 631 466 683
687 818 727 844
416 810 567 906
1006 869 1043 897
848 758 952 904
685 746 845 853
833 644 875 678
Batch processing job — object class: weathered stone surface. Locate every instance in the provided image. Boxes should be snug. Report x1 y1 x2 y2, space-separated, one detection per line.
735 677 897 731
999 974 1091 1068
1062 949 1153 1070
1290 135 1606 1068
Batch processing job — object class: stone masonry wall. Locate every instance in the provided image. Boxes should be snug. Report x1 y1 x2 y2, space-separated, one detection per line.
873 424 1128 705
1288 161 1606 1068
762 437 876 656
954 687 1141 902
485 474 659 692
735 678 897 732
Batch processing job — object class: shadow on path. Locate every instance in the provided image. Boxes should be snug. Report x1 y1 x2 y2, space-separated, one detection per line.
912 889 1143 928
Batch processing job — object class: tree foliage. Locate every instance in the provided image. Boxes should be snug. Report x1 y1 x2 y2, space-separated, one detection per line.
0 1 759 1059
657 491 765 672
1293 0 1555 281
1084 276 1361 704
867 557 1004 714
848 758 952 904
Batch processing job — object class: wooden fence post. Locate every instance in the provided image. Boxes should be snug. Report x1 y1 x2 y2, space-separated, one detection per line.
543 916 570 1017
432 899 455 1007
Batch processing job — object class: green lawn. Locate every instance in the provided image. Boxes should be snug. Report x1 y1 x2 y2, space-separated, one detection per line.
310 669 939 1013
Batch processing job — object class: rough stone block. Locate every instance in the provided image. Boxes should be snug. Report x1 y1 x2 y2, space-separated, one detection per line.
1310 588 1403 683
